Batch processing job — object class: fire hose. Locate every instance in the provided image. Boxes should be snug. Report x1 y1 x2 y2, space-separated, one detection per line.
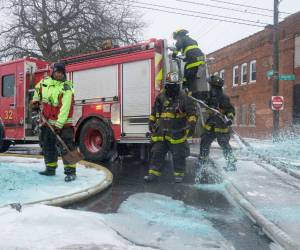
190 96 250 150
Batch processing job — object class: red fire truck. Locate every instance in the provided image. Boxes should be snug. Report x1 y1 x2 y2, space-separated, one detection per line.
0 39 189 161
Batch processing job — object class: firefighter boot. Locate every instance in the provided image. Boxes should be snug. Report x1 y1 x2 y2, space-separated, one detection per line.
195 158 209 184
224 161 237 172
174 172 184 183
64 166 76 182
224 155 237 172
39 167 56 176
65 173 76 182
144 174 158 183
174 176 184 183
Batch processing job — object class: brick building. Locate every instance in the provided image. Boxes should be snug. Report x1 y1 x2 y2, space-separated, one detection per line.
207 11 300 138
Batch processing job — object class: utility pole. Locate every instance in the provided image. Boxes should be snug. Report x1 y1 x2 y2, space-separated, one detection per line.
272 0 280 138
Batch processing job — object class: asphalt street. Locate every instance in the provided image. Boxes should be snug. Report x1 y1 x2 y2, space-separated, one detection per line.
70 155 272 250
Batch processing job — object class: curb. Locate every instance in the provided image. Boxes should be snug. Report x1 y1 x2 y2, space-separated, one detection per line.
0 154 113 207
190 151 300 250
224 180 300 250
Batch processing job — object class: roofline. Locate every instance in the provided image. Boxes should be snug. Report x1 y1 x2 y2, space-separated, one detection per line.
0 57 46 67
61 38 160 63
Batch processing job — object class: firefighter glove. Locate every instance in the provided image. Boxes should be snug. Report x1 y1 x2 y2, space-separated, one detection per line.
187 123 196 137
53 126 62 135
30 100 41 111
226 119 233 127
149 121 156 133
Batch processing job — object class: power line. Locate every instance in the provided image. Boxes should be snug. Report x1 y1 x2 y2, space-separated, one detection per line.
199 21 222 38
175 0 274 18
205 0 291 15
98 0 267 27
129 1 270 25
131 4 266 27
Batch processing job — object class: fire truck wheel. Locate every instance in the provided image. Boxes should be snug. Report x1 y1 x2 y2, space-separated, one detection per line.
0 141 11 153
79 119 114 162
0 125 11 153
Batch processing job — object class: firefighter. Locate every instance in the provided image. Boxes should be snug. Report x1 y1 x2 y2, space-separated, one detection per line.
30 63 77 182
144 72 198 183
199 75 237 171
102 39 113 50
172 29 205 95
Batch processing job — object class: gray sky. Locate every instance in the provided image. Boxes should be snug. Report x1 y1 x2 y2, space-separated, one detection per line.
0 0 298 55
138 0 300 53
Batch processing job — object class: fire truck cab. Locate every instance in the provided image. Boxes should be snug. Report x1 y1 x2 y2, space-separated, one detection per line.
0 58 48 152
0 38 208 162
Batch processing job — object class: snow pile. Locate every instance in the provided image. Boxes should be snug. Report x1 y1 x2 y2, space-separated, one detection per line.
0 156 106 206
0 204 153 250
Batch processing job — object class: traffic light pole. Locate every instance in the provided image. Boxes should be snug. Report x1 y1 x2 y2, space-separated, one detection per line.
272 0 280 138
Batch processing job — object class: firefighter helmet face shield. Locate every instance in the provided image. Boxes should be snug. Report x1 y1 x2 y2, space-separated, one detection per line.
165 83 180 98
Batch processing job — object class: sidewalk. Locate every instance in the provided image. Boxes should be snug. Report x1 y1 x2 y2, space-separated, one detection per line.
189 141 300 250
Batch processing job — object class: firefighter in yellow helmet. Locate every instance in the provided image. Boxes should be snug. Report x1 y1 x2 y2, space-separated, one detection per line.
144 72 198 183
172 29 205 95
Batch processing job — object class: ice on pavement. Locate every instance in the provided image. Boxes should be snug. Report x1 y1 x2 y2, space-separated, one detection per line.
0 204 154 250
105 193 234 250
244 136 300 163
0 193 234 250
0 156 106 206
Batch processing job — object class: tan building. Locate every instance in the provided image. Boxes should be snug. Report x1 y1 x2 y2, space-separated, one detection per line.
208 11 300 138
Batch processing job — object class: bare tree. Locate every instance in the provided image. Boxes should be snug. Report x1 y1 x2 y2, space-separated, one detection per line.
0 0 145 61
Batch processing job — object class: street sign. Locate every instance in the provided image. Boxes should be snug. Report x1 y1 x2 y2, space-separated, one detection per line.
279 74 296 81
271 96 284 110
267 70 274 77
266 70 296 81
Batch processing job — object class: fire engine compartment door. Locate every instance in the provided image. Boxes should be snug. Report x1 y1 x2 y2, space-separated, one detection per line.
122 60 151 136
0 62 24 139
72 65 118 101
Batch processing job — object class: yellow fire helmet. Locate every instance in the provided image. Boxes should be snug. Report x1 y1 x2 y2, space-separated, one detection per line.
173 29 189 39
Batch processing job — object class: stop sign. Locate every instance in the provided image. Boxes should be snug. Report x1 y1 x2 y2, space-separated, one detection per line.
271 96 284 110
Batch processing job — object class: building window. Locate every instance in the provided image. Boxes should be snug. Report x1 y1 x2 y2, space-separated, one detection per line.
220 70 225 89
232 66 239 87
241 63 247 84
250 60 256 82
249 104 256 126
233 106 238 126
240 104 247 126
295 35 300 68
219 69 225 80
2 75 15 97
